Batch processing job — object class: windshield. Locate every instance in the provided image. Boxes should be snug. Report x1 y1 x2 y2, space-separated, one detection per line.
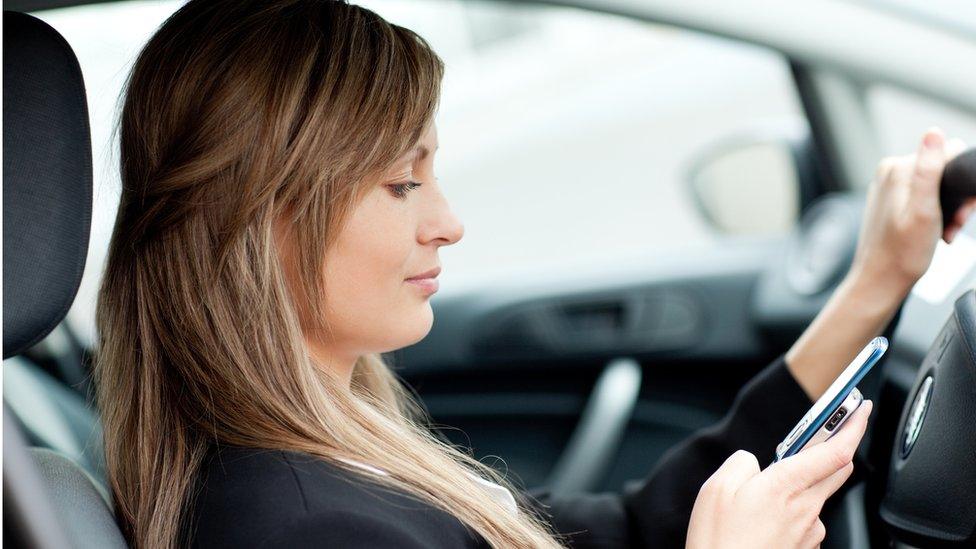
858 0 976 38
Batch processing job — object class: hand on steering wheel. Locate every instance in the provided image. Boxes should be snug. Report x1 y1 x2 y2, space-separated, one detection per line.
850 128 975 298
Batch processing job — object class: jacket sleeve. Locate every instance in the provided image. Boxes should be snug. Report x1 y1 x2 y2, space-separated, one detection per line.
524 355 814 548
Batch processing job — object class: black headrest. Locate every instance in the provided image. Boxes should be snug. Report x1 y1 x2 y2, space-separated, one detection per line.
3 11 93 358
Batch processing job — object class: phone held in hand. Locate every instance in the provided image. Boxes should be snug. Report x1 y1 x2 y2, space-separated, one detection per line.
774 337 888 463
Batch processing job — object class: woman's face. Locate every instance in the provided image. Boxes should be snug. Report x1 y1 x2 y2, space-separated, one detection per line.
308 123 464 379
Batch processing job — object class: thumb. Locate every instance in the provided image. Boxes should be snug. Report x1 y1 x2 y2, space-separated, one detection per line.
910 127 948 201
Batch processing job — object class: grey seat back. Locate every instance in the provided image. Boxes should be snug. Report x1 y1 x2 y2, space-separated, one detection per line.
3 9 128 548
30 448 127 549
4 356 108 493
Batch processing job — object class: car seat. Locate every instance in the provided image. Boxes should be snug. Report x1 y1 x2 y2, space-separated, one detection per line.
4 9 126 548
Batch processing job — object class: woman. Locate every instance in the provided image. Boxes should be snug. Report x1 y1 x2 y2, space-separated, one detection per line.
94 0 974 547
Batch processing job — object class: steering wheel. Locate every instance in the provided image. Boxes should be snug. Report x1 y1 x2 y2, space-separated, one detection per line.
751 148 976 548
878 150 976 547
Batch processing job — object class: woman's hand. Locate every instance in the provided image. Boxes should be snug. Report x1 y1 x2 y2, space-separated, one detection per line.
849 128 972 298
785 129 973 399
686 401 872 549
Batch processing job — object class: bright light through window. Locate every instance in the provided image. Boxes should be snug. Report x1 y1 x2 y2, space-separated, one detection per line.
36 0 803 345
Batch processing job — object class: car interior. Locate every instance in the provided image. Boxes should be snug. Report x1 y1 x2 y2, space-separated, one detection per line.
3 1 976 548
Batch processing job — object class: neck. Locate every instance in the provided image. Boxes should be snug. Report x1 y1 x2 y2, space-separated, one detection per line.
306 338 357 388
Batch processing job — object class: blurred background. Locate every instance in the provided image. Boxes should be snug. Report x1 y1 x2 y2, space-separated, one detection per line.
33 0 976 348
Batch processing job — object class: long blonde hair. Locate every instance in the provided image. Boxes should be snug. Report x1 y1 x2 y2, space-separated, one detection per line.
94 1 563 547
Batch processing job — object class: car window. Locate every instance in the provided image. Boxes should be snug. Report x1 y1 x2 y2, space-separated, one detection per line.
36 0 806 345
867 84 976 157
370 1 806 293
859 0 976 37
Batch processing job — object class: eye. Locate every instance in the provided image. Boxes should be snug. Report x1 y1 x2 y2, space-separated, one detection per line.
387 181 422 199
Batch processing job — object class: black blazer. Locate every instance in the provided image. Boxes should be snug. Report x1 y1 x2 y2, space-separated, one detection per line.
187 357 813 548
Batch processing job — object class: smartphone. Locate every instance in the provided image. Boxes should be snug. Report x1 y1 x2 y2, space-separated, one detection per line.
773 336 888 462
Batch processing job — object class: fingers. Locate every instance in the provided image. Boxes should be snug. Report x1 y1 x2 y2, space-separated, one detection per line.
690 450 761 548
909 128 948 202
769 401 872 492
722 450 761 488
944 195 976 243
704 450 761 500
808 461 854 503
940 137 972 243
801 518 827 549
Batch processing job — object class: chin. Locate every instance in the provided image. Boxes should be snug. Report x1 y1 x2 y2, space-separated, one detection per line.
396 302 435 348
414 302 435 339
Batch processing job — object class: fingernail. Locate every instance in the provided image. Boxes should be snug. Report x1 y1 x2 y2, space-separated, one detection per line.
923 128 944 149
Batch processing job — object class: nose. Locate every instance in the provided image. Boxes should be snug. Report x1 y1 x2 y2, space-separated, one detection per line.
418 179 464 246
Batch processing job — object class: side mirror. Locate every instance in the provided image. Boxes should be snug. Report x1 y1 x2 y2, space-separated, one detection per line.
687 134 806 235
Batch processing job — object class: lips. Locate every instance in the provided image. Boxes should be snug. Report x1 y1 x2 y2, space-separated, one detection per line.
405 266 440 296
405 266 441 281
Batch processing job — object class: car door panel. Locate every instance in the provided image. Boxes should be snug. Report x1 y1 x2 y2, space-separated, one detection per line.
395 240 786 491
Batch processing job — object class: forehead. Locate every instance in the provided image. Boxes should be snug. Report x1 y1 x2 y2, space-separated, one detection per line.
395 126 439 166
414 123 438 154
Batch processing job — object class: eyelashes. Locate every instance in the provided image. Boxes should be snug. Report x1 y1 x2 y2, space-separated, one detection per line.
387 181 422 199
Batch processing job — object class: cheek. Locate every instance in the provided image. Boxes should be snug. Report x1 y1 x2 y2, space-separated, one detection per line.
322 193 432 350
